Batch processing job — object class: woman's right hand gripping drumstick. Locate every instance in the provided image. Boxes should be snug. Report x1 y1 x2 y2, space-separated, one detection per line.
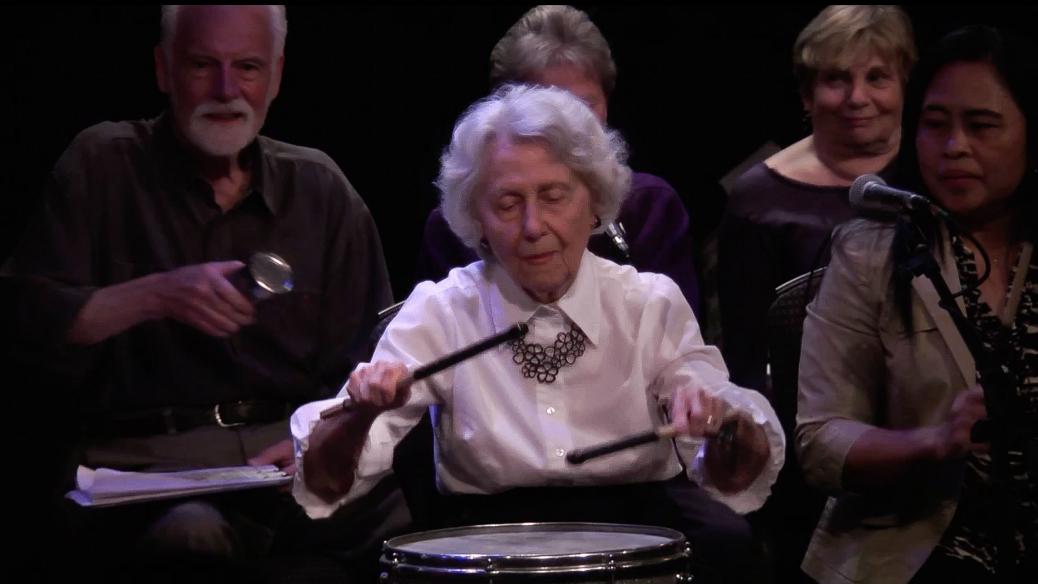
304 361 412 503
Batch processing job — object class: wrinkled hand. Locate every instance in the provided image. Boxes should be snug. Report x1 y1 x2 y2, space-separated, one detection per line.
248 438 296 475
704 412 770 493
669 385 728 438
671 385 770 493
936 385 988 460
346 361 412 415
156 261 255 336
304 362 410 503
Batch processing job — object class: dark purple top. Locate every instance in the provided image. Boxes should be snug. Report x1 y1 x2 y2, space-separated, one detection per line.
718 162 861 394
414 172 701 316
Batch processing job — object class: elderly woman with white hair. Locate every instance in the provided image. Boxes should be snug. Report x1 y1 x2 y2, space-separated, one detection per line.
415 5 701 315
292 85 783 583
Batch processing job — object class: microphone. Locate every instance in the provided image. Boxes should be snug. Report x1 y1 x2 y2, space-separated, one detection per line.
849 174 937 216
605 221 631 261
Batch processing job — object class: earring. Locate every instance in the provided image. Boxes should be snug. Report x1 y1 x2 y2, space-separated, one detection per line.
592 215 602 229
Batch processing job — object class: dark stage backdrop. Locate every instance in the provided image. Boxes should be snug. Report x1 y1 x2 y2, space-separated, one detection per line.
4 5 1035 301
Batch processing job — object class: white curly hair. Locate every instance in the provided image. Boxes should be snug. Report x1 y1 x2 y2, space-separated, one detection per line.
436 83 631 256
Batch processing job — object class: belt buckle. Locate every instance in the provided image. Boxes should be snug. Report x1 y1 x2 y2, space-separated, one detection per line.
214 402 246 428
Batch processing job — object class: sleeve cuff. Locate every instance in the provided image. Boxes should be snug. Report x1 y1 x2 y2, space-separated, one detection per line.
290 397 396 519
800 418 874 493
14 277 95 346
686 384 786 514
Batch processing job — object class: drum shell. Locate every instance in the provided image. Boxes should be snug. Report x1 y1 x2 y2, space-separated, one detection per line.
379 522 692 583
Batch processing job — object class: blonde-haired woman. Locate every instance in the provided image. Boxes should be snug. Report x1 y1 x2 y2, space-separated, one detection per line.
719 5 917 395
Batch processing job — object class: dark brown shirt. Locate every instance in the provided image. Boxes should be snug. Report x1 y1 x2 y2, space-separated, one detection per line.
4 115 392 415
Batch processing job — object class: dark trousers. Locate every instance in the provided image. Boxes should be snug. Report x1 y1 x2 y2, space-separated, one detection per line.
437 477 763 584
910 546 1038 584
50 423 412 584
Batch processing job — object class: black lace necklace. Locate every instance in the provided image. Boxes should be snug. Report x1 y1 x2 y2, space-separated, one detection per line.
509 324 586 383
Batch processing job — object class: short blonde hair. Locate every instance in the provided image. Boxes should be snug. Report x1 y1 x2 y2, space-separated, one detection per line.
794 5 916 95
490 5 617 95
436 84 631 256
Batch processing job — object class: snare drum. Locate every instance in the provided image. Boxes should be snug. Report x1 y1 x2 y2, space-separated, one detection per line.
379 522 691 582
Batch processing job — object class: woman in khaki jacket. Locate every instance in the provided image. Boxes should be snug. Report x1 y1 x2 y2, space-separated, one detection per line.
796 26 1036 583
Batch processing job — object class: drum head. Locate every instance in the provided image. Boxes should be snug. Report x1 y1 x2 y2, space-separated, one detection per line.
381 522 689 582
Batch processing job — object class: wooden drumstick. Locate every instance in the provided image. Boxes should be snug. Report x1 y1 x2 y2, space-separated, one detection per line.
566 420 737 465
319 322 529 419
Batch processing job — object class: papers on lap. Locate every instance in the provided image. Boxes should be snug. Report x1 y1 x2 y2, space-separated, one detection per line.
66 464 292 508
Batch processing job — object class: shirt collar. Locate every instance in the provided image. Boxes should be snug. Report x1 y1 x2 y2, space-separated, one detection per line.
252 136 281 215
152 112 281 216
486 249 602 346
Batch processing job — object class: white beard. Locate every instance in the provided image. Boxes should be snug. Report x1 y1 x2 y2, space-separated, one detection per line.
183 99 263 157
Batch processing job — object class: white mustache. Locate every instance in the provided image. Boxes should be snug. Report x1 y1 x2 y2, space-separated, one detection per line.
194 100 253 119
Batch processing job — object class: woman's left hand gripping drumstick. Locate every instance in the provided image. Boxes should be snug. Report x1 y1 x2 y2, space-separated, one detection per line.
304 361 411 503
669 386 769 493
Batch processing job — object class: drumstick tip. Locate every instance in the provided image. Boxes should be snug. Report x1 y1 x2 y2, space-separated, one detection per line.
565 450 588 465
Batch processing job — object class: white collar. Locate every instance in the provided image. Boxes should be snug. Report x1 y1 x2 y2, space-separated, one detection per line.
485 249 602 346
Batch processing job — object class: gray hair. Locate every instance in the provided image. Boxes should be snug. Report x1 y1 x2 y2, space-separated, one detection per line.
491 5 617 95
436 84 631 255
160 5 288 57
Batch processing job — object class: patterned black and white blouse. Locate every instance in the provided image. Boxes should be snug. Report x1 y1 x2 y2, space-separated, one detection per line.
931 235 1037 578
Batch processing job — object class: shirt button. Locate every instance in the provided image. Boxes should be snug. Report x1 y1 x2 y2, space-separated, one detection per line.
546 407 556 415
555 448 566 458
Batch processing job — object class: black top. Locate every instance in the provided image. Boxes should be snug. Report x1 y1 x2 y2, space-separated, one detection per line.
718 162 866 394
3 115 392 415
932 235 1036 577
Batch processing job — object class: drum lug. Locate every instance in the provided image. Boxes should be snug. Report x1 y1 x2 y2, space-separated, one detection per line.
683 540 693 582
385 551 400 582
607 553 617 584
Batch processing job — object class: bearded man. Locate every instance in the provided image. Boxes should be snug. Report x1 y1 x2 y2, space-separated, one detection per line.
4 6 404 581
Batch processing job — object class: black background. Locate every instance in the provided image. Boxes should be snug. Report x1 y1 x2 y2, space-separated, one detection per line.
6 6 1038 567
5 4 1036 300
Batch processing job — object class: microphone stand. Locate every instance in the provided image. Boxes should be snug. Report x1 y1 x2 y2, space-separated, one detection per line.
895 212 1031 579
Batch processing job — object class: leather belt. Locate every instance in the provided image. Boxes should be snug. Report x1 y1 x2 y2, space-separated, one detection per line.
84 399 294 438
